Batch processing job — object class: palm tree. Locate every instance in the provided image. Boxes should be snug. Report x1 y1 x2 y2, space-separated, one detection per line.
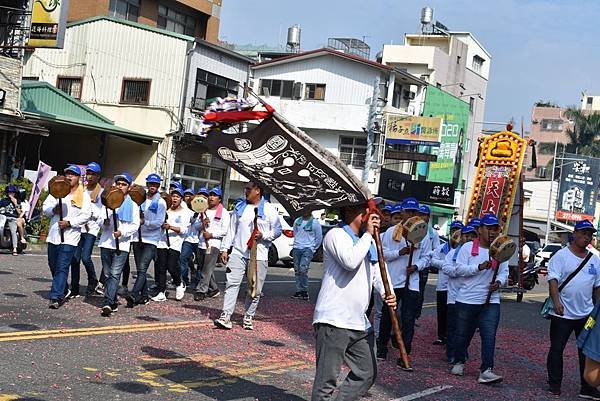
563 108 600 155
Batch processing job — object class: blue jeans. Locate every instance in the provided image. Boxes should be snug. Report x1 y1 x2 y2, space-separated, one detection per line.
180 241 198 286
292 247 314 293
101 248 130 307
191 247 205 290
454 302 500 371
131 242 156 300
48 243 77 301
70 233 98 292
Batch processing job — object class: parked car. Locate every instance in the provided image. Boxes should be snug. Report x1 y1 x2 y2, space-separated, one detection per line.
534 243 563 272
268 215 294 267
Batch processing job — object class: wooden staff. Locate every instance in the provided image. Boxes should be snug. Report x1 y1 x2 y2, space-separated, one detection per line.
57 198 65 243
485 257 499 306
201 212 211 254
403 242 415 291
247 208 259 298
112 210 121 255
373 226 412 371
138 210 143 243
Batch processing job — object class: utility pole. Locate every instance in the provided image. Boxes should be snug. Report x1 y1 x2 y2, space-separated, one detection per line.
544 141 558 246
362 75 381 183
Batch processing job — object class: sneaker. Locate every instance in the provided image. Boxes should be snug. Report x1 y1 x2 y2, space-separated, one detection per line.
85 285 96 296
95 282 105 295
396 358 414 372
478 368 503 384
206 289 220 298
101 305 112 317
151 292 167 302
137 296 150 305
48 299 60 309
291 292 303 299
243 315 254 330
64 288 71 300
451 363 465 376
300 291 310 300
110 304 119 313
579 387 600 400
175 284 186 301
67 291 80 300
376 348 387 361
117 286 128 297
125 294 135 308
194 292 206 301
214 313 232 330
548 386 561 396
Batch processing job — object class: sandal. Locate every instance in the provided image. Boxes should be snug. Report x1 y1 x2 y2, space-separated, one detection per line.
12 249 18 256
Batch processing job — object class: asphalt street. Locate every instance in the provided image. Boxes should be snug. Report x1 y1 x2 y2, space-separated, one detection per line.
0 250 586 401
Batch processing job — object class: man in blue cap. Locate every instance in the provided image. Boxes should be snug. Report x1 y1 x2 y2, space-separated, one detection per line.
430 220 463 346
43 165 92 309
415 204 440 321
69 162 104 297
126 173 167 308
451 213 508 384
98 172 140 316
0 185 22 255
195 186 231 301
380 204 392 231
546 219 600 399
182 187 208 297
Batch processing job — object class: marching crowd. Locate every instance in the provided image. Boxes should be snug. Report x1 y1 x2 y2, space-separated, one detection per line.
17 160 600 400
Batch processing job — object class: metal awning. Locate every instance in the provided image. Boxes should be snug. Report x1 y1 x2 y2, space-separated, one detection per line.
0 112 49 136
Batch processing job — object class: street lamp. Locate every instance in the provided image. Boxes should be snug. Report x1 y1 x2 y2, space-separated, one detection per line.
459 93 484 100
441 82 466 90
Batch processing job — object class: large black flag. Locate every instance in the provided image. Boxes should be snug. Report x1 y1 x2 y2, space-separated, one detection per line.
204 115 370 216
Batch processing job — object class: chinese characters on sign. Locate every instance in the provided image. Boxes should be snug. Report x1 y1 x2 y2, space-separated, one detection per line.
378 168 455 205
28 0 69 48
385 115 443 146
555 154 600 222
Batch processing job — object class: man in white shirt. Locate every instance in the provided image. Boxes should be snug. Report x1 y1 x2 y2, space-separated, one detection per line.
546 220 600 399
125 173 167 307
195 187 230 301
179 187 200 290
311 203 396 400
451 214 508 384
98 172 140 316
377 198 427 368
416 204 441 320
43 165 92 309
429 221 464 346
291 211 323 301
69 162 104 297
214 182 281 330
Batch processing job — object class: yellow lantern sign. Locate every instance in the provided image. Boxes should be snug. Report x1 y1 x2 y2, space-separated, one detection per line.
28 0 69 48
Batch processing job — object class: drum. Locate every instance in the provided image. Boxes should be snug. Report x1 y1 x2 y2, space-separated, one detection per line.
489 235 516 263
101 186 125 210
48 176 71 199
190 195 209 213
402 216 428 244
128 184 146 206
450 228 462 248
160 191 172 209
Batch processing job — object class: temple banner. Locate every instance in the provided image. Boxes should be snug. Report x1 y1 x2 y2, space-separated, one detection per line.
466 130 527 233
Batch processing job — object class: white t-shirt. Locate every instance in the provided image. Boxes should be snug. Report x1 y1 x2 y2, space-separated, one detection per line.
442 248 463 304
157 207 192 252
42 193 92 247
313 227 386 331
134 194 167 246
82 187 104 237
98 204 140 251
198 206 231 250
430 243 450 291
547 247 600 320
381 225 430 291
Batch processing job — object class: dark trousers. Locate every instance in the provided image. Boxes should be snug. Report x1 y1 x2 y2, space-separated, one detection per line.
156 248 181 293
447 303 458 363
547 315 593 391
131 242 157 301
70 233 98 293
416 270 428 319
377 288 419 354
48 243 77 301
100 248 129 307
191 247 206 290
454 302 500 372
436 290 448 341
311 323 377 401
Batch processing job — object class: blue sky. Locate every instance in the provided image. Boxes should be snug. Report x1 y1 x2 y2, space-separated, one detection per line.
220 0 600 128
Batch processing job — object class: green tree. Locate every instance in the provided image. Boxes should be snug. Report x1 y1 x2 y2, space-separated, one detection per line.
564 108 600 155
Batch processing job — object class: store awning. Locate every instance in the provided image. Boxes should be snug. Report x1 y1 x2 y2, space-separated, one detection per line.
19 81 158 145
0 113 49 136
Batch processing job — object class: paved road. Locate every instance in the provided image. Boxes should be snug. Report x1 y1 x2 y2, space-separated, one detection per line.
0 251 586 401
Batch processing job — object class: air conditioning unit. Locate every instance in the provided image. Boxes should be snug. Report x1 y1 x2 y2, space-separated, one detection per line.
184 116 205 137
536 166 547 178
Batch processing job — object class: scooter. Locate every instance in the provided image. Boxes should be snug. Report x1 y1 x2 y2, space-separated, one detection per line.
0 218 27 254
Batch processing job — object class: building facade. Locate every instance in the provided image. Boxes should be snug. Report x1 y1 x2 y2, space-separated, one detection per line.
527 106 572 179
67 0 221 43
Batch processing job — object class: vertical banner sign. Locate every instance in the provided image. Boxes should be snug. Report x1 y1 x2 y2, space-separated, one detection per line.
27 161 52 219
555 154 600 221
466 131 527 233
28 0 70 48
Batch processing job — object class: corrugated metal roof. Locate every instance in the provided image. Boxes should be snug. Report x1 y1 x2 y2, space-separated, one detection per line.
20 81 157 143
67 16 194 42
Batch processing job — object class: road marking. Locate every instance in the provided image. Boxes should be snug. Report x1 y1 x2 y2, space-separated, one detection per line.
0 395 20 401
0 320 212 342
390 385 453 401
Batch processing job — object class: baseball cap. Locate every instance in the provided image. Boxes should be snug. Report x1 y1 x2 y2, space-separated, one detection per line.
145 173 161 184
196 187 209 196
381 205 392 213
170 186 184 197
450 221 464 230
461 225 476 234
391 204 403 215
114 172 133 185
209 187 223 197
418 205 431 215
6 185 17 193
86 162 101 174
469 218 481 228
183 188 195 196
481 213 500 226
574 220 597 232
64 164 82 176
401 198 420 211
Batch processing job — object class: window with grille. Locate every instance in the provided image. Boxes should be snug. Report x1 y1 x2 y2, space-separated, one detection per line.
305 83 326 100
472 55 485 74
56 77 83 100
540 119 564 132
109 0 139 22
120 79 151 105
158 4 196 36
338 136 367 169
173 159 223 191
192 69 239 110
